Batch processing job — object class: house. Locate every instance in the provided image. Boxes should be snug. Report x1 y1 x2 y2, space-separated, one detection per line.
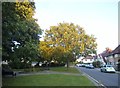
110 45 120 64
100 47 112 64
81 55 94 64
76 56 84 62
106 45 120 70
101 45 120 70
93 54 106 65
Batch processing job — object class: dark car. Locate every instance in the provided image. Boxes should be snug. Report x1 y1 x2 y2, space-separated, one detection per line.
2 68 16 76
2 64 16 76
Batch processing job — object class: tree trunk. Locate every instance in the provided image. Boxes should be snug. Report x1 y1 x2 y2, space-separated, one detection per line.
66 58 69 69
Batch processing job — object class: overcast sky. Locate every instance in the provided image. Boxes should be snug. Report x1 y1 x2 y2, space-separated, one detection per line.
34 0 119 54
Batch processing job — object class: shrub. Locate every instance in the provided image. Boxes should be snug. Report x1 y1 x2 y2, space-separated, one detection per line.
92 61 101 68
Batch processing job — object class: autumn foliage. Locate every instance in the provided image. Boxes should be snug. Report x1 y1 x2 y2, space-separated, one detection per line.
39 22 97 67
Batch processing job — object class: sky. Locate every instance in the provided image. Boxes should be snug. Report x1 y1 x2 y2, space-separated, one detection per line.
33 0 119 54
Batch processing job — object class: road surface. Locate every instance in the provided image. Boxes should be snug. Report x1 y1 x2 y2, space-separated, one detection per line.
76 67 119 88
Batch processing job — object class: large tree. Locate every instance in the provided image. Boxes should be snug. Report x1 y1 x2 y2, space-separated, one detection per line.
39 41 67 64
39 41 54 62
2 2 42 68
43 22 97 68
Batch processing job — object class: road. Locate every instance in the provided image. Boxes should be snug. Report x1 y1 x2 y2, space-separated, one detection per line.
76 67 119 87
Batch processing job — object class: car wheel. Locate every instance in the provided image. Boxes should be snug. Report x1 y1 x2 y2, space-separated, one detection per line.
104 69 107 73
12 72 16 76
101 69 103 72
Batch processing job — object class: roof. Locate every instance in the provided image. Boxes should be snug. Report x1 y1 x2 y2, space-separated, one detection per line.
101 52 111 57
101 45 120 57
111 45 120 55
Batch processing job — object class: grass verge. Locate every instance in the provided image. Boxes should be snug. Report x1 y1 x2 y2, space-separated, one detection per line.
50 67 80 73
2 74 95 86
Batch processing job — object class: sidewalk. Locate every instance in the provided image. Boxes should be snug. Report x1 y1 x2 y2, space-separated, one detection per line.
116 71 120 74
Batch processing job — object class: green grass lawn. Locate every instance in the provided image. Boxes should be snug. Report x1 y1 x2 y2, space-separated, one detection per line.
2 74 95 86
3 67 95 86
50 67 80 73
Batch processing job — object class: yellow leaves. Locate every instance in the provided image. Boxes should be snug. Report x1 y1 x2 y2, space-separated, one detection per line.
39 41 55 60
15 2 34 20
80 43 84 52
42 22 97 59
65 31 67 34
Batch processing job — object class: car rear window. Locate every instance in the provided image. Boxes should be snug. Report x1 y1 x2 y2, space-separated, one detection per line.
106 65 112 67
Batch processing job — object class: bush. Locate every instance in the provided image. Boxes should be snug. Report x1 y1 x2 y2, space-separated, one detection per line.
92 61 101 68
9 62 31 69
40 62 65 67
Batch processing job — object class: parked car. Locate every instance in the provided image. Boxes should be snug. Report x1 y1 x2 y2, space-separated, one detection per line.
81 64 86 67
100 65 116 73
2 64 16 76
2 68 16 76
76 64 82 67
86 64 94 69
76 63 86 67
85 64 89 68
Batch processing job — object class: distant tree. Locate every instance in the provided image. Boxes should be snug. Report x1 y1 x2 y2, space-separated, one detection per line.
92 61 101 68
105 47 112 53
42 22 97 68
